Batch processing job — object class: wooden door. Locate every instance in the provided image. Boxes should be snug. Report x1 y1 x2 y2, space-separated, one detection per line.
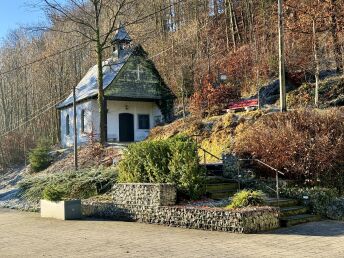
119 113 134 142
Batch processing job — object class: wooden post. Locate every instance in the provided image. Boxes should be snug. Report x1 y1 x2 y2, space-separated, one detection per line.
278 0 287 112
276 171 280 207
73 86 78 171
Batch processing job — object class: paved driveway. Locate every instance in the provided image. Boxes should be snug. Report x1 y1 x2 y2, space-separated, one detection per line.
0 208 343 258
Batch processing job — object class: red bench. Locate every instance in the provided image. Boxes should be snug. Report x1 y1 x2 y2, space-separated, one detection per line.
227 98 259 112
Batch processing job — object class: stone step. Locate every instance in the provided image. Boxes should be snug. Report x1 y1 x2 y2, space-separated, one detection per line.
207 190 238 200
203 163 224 177
280 206 309 217
279 214 321 227
205 176 235 184
206 170 225 177
268 199 300 207
206 183 239 192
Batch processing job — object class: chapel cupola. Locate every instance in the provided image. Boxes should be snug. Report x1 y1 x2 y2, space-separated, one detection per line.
111 24 132 59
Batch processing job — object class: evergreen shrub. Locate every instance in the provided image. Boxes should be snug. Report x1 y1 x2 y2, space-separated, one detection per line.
42 184 66 201
19 167 117 202
326 198 344 221
29 139 52 172
281 186 338 215
118 136 205 199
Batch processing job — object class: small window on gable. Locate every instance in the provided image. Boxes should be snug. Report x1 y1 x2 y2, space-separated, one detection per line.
66 115 70 136
81 110 85 133
138 114 150 130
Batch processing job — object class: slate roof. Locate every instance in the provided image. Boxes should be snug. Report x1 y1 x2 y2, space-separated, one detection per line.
56 53 131 109
111 25 132 43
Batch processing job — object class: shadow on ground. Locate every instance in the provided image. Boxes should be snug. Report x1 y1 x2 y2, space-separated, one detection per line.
268 220 344 237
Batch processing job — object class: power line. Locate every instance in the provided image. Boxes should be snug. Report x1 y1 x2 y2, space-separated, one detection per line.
0 0 187 77
0 0 210 138
0 89 95 138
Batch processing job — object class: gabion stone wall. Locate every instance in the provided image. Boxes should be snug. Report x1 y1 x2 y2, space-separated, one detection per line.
112 183 177 207
82 200 280 234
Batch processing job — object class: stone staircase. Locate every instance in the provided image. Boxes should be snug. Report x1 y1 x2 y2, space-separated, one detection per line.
268 199 321 227
205 180 239 199
203 162 239 199
203 162 321 227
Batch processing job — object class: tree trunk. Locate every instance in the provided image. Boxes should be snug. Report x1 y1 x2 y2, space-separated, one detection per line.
96 32 106 146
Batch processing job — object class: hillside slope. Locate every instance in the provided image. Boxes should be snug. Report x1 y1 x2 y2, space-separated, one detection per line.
149 111 265 163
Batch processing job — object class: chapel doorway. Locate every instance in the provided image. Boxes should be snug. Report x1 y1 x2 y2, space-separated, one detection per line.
119 113 134 142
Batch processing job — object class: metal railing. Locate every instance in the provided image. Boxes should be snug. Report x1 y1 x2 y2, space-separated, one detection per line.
190 134 222 164
238 158 285 206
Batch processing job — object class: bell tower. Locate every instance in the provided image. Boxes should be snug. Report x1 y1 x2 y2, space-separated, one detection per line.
111 24 132 59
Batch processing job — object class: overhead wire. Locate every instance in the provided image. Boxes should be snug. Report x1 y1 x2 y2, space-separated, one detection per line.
0 0 216 138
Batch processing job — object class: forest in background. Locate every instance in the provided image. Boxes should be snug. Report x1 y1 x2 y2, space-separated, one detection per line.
0 0 343 169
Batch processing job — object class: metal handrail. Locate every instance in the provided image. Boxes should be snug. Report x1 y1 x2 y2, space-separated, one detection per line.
200 147 222 162
238 158 285 206
190 134 222 164
238 158 285 176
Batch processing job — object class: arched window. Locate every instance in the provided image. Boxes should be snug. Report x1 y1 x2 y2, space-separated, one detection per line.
66 114 70 135
81 110 85 133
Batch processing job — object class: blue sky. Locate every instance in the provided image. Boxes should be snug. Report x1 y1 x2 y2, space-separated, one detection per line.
0 1 46 40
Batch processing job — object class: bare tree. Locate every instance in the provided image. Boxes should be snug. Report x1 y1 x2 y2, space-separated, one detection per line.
40 0 135 145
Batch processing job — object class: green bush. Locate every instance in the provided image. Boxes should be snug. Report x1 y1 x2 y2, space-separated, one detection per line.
19 167 117 202
42 185 66 201
326 198 344 221
168 137 205 199
28 139 52 172
227 189 267 209
280 186 338 216
118 136 205 199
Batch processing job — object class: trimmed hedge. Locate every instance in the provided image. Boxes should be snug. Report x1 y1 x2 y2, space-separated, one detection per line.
118 136 206 199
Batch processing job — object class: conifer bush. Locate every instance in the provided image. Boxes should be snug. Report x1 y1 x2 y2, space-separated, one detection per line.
118 136 205 199
19 167 117 202
29 139 53 172
42 184 66 201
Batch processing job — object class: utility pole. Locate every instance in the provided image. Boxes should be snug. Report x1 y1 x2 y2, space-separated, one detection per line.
313 19 320 107
73 86 78 171
278 0 287 112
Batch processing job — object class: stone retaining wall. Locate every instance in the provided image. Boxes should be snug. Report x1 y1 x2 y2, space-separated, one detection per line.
82 201 279 233
112 183 177 206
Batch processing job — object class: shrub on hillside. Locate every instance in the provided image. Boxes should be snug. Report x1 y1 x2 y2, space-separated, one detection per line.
19 167 117 202
118 136 205 199
42 184 66 201
234 109 344 192
29 139 53 172
227 189 267 209
281 186 338 216
189 76 239 117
